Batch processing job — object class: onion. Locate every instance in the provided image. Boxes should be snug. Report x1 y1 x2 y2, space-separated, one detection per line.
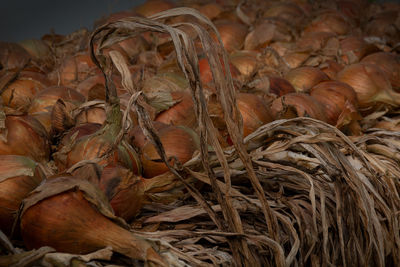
141 126 199 178
268 77 296 96
237 93 274 137
134 0 175 17
129 121 170 149
284 66 329 92
76 74 124 100
361 52 400 90
20 177 166 265
0 115 50 163
0 42 31 70
208 93 273 140
271 93 328 122
0 155 45 235
310 80 358 125
18 39 51 63
1 71 49 113
229 50 259 78
303 10 350 35
198 2 222 20
339 36 378 64
365 11 400 46
28 86 85 114
319 60 344 80
211 21 248 53
199 57 240 85
297 31 337 52
337 63 400 108
75 104 107 126
244 20 293 51
97 164 145 221
155 91 196 128
55 53 98 87
55 126 140 174
262 2 304 27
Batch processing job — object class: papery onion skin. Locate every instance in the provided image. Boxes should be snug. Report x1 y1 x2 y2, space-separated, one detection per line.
1 75 47 112
98 164 145 221
285 67 329 92
268 77 296 96
129 122 170 150
56 53 98 87
310 81 358 125
361 52 400 90
141 126 198 178
134 0 175 17
237 93 274 137
271 93 328 122
28 86 85 114
0 42 31 70
337 63 400 109
20 177 165 265
155 91 196 129
303 11 350 36
0 115 50 163
0 155 45 235
211 22 248 53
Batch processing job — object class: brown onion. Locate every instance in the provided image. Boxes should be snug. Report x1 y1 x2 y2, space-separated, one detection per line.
244 20 293 51
74 104 107 126
28 86 85 114
0 115 50 163
1 71 49 112
199 57 240 85
128 122 170 150
198 2 222 20
141 126 199 178
284 66 329 92
303 10 350 35
20 177 166 265
310 80 358 125
337 63 400 109
365 11 400 46
97 164 145 221
211 21 248 53
262 2 305 27
268 77 297 96
0 155 45 235
134 0 175 17
0 42 31 70
237 93 274 137
155 91 196 128
54 53 98 87
229 50 259 78
297 32 337 52
271 93 328 122
339 36 378 64
18 39 51 62
361 52 400 90
55 127 140 174
319 60 344 80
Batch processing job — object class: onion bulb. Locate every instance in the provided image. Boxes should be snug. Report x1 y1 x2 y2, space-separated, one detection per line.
0 115 50 163
310 81 358 125
155 91 196 129
303 10 350 35
271 93 328 122
20 176 166 265
211 21 248 53
141 126 199 178
361 52 400 90
337 63 400 108
1 71 49 113
0 42 31 70
134 0 175 17
284 66 329 92
0 155 45 235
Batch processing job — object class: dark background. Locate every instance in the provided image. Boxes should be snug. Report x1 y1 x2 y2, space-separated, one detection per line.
0 0 145 42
